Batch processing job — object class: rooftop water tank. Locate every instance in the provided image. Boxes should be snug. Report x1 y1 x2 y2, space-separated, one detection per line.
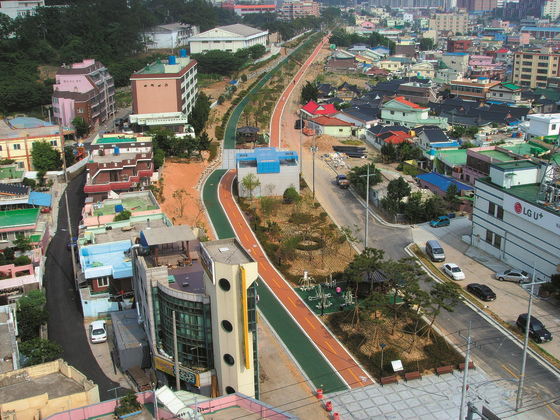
115 146 120 156
180 49 187 58
169 55 176 65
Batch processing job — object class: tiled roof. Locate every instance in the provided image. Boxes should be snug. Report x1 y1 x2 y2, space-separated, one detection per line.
377 131 412 144
312 116 353 126
393 96 424 109
301 101 337 115
368 125 410 135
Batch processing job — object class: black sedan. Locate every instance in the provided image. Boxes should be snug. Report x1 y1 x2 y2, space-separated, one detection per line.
467 283 496 301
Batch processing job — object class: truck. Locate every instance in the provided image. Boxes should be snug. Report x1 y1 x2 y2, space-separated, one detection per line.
336 174 349 189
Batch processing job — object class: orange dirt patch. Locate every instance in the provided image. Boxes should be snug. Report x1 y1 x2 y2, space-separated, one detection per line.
159 158 215 240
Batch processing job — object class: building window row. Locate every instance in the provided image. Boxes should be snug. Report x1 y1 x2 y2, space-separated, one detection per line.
487 202 504 220
485 229 502 249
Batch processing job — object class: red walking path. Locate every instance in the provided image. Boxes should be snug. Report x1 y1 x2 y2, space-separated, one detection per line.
219 170 374 389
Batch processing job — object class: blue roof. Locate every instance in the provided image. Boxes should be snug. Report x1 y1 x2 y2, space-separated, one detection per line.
444 52 468 56
79 240 133 280
236 147 299 174
416 172 473 192
28 191 51 207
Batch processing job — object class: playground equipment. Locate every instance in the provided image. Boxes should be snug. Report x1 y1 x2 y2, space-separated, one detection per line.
316 293 332 309
325 273 336 288
308 284 331 301
343 291 354 306
299 270 316 292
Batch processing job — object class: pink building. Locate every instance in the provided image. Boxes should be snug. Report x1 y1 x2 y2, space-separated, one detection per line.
469 55 493 67
361 21 375 29
52 59 115 133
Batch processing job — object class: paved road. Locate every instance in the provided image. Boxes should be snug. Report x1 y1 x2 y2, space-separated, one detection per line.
44 171 125 400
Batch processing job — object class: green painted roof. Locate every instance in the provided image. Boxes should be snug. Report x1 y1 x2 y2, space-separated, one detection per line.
0 208 39 229
479 149 514 161
96 136 143 144
500 83 520 90
502 142 547 156
0 167 24 180
534 88 560 102
492 160 538 170
436 149 467 166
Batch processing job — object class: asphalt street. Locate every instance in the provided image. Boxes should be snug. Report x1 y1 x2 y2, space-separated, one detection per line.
44 170 125 400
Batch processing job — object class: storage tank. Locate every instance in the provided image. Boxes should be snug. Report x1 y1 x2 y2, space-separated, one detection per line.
169 55 176 65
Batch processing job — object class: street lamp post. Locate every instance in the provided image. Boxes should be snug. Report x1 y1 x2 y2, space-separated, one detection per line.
359 164 376 249
380 343 387 376
310 134 318 198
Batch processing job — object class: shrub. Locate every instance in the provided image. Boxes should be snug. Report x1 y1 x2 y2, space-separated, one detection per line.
14 255 32 266
114 210 132 222
283 187 300 204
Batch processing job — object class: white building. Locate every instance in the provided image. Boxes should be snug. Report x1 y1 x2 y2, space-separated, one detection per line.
189 24 268 54
0 0 43 18
518 113 560 143
472 160 560 280
145 23 200 50
543 0 560 22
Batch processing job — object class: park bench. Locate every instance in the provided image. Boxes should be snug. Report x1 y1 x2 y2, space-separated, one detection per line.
436 365 454 376
380 375 398 386
459 362 476 372
404 371 422 382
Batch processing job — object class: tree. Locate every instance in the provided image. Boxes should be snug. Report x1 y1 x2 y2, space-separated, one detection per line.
402 281 431 352
72 116 91 138
13 233 32 251
466 126 479 137
398 141 423 161
445 183 462 208
17 290 49 341
189 92 211 136
242 173 261 199
460 141 476 149
301 81 318 103
197 131 212 154
423 195 447 220
31 141 62 172
344 247 385 330
64 145 76 167
419 38 434 51
172 188 189 217
19 338 61 366
387 176 411 203
426 282 461 338
380 141 397 163
346 164 382 196
403 192 425 223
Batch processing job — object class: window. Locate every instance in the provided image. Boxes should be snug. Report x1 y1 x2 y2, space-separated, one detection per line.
522 68 532 73
499 93 503 97
536 76 548 81
521 74 531 80
0 232 7 241
97 277 109 288
493 234 502 249
488 202 495 216
538 62 548 67
497 205 504 220
537 69 548 74
390 111 395 115
539 56 549 60
486 230 493 244
77 107 84 113
13 144 21 150
522 61 532 66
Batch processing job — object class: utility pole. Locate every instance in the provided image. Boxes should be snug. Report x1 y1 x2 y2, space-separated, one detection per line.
459 322 481 420
310 133 318 198
60 124 78 290
516 263 537 411
299 112 303 175
359 164 376 248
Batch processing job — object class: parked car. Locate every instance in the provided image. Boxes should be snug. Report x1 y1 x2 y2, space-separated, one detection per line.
89 320 107 344
430 215 450 228
336 174 349 189
516 314 553 343
495 269 531 284
467 283 496 301
425 240 445 262
294 119 305 130
68 237 78 251
443 263 465 280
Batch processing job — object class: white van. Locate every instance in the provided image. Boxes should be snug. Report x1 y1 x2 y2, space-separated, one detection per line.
426 240 445 262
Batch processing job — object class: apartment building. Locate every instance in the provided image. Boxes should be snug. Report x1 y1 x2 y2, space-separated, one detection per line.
512 51 560 89
447 38 473 53
543 0 560 21
130 50 198 120
280 0 320 20
52 59 115 132
428 13 469 35
457 0 497 12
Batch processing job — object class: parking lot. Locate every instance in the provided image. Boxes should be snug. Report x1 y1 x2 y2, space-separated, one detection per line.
412 216 560 359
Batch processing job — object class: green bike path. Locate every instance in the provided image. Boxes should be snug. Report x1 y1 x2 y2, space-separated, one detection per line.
202 42 346 393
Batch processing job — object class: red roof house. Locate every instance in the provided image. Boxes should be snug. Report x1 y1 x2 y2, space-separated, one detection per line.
301 101 337 119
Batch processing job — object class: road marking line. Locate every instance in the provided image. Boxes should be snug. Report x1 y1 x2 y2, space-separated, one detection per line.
502 364 519 380
260 263 267 272
348 368 364 387
272 279 280 287
305 318 316 330
325 341 337 355
288 297 296 307
537 394 560 419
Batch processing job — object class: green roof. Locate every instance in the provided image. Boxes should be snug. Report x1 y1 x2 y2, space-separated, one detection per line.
534 88 560 102
501 83 520 90
95 136 151 145
0 166 24 180
138 58 165 74
479 149 514 161
492 160 538 171
501 142 547 157
0 208 39 229
436 149 467 166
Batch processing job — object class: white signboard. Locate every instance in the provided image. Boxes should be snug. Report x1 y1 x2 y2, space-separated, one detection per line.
503 195 560 234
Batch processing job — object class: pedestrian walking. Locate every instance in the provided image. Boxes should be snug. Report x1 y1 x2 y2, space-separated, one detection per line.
336 286 341 298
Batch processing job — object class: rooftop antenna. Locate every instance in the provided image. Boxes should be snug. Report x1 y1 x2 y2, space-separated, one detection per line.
535 134 560 207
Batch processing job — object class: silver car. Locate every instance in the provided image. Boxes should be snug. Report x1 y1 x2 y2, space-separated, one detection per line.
495 269 531 284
